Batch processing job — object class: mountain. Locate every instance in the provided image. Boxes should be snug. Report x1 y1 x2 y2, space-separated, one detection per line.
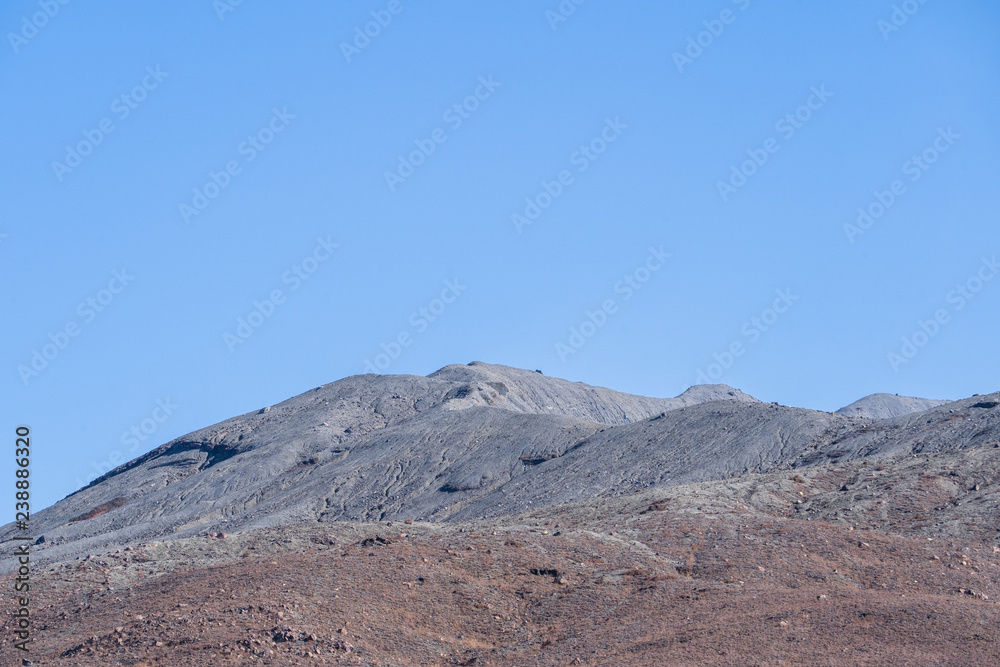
835 392 950 419
3 362 997 568
3 362 1000 664
12 430 1000 665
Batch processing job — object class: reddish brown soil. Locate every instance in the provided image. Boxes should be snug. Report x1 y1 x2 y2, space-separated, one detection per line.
6 448 1000 665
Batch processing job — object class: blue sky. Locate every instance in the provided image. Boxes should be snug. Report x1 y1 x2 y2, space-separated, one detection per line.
3 0 998 511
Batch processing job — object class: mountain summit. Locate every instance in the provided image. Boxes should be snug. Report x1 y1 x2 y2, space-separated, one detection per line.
4 363 997 566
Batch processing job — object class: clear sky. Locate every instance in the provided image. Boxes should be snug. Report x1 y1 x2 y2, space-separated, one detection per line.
3 0 998 511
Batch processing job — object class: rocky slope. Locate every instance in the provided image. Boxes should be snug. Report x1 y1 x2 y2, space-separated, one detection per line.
2 363 997 570
835 392 950 419
7 442 1000 665
3 363 1000 665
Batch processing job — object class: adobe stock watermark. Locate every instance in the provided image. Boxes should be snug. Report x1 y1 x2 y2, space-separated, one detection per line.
179 107 294 223
7 0 71 54
51 65 169 182
546 0 586 31
512 117 628 233
694 288 798 383
672 0 752 74
878 0 932 40
363 278 467 373
341 0 408 63
17 268 135 385
887 255 997 372
74 397 180 489
223 236 338 352
213 0 246 21
556 246 670 362
843 126 958 244
384 75 501 192
716 85 833 202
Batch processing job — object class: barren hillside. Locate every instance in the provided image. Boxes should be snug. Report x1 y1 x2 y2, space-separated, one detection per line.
2 364 998 665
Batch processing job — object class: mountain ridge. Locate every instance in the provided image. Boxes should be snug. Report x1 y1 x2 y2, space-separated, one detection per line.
834 392 950 419
3 362 996 568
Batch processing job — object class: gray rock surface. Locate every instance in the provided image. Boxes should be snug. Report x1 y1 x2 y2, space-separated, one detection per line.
2 362 996 567
835 393 949 419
